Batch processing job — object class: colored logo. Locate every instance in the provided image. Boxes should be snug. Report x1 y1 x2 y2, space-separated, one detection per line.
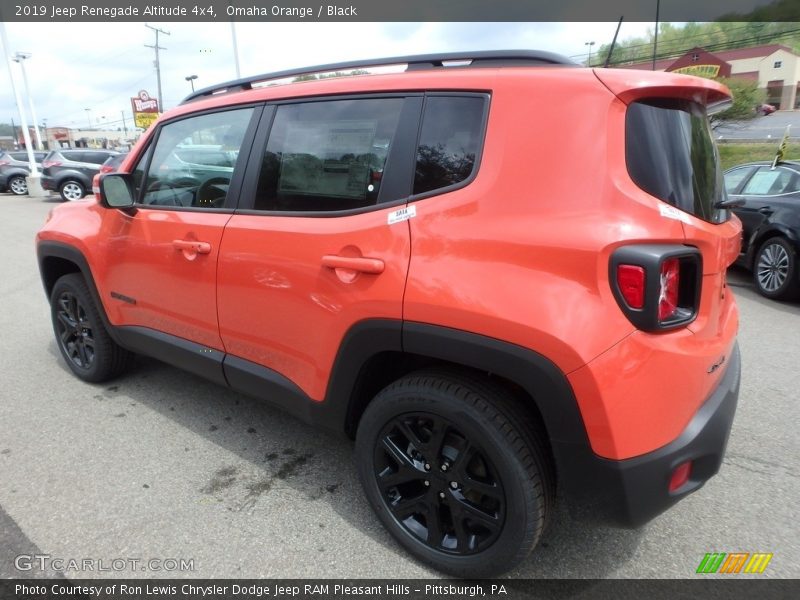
696 552 773 574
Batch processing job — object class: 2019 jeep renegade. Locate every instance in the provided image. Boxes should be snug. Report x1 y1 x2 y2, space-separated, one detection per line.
36 51 741 577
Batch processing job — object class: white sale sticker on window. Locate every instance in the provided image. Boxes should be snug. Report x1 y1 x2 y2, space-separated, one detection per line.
388 205 417 225
659 204 692 224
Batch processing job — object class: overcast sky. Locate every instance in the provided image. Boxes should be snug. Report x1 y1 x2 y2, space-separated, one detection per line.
0 21 657 132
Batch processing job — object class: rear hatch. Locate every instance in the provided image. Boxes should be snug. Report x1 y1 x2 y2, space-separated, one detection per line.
597 68 740 390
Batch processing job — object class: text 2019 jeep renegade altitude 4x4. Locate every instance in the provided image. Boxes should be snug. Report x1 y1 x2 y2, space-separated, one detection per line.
36 51 742 577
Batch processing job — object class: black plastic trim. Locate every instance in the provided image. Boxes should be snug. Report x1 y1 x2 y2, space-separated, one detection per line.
609 244 702 332
114 326 227 387
402 322 588 446
36 241 119 343
559 343 741 527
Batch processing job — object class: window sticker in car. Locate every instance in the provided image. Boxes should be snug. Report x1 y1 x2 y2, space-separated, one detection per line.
388 205 416 225
659 204 692 224
279 120 378 200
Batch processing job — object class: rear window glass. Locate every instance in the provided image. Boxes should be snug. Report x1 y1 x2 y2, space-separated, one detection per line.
626 99 727 224
413 96 486 196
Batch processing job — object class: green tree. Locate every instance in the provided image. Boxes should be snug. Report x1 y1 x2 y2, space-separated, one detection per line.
710 78 766 128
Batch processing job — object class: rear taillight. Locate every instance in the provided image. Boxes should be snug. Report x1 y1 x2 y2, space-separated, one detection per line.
42 160 61 168
611 245 702 332
658 258 680 321
0 160 10 166
616 265 645 309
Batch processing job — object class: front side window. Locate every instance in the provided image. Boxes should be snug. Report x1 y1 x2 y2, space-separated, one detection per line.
138 107 253 208
413 96 486 196
255 98 404 212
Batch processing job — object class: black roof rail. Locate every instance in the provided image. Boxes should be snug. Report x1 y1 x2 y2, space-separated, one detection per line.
180 50 575 104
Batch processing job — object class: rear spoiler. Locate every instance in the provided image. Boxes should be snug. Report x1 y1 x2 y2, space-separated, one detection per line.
593 69 731 106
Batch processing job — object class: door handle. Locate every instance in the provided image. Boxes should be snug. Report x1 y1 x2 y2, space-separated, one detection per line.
321 255 385 274
172 240 212 254
758 206 773 215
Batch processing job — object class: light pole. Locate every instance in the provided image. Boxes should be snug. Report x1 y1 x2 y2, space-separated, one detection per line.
185 74 198 92
0 22 37 176
585 41 596 67
12 52 43 150
85 108 92 129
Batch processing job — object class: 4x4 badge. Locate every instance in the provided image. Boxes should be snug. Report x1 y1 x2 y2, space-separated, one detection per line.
388 205 417 225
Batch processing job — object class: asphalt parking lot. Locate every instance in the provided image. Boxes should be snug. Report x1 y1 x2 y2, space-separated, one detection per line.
1 192 798 580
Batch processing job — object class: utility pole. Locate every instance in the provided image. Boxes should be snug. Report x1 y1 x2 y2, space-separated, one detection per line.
144 23 170 112
121 110 128 137
652 0 661 71
13 52 43 150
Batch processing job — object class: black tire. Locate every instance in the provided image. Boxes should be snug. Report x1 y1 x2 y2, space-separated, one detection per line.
59 180 85 202
355 370 552 577
50 273 131 383
8 175 28 195
753 237 800 301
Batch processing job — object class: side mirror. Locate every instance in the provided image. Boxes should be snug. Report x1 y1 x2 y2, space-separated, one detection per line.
98 173 135 209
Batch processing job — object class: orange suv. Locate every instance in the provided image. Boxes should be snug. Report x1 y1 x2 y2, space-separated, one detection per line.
36 51 742 577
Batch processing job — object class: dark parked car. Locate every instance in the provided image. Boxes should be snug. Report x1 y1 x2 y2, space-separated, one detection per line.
725 161 800 300
99 153 128 174
40 149 119 201
0 150 47 195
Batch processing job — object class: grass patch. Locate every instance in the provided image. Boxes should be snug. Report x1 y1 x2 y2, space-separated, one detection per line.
718 142 800 171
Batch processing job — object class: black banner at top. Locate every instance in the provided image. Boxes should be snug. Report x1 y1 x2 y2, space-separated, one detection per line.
1 0 799 22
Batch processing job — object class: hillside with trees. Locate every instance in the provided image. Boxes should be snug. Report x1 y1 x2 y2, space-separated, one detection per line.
594 22 800 67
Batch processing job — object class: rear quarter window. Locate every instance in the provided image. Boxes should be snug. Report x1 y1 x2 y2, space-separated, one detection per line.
413 95 487 196
626 99 727 224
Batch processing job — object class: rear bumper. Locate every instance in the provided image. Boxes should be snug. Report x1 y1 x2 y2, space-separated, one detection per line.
558 342 740 527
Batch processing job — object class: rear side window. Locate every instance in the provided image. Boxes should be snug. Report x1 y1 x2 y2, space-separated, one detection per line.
413 96 486 196
255 98 404 212
64 152 86 163
626 99 727 223
84 152 110 165
740 166 800 195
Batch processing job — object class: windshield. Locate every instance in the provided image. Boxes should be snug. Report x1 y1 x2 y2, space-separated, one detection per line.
626 99 728 224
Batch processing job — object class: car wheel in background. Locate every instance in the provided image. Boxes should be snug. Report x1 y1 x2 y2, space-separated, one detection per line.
9 175 28 195
754 237 800 301
59 180 85 202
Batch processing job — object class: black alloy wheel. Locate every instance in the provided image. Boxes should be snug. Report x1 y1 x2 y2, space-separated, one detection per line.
356 370 551 577
49 274 131 382
375 413 505 555
54 290 95 370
